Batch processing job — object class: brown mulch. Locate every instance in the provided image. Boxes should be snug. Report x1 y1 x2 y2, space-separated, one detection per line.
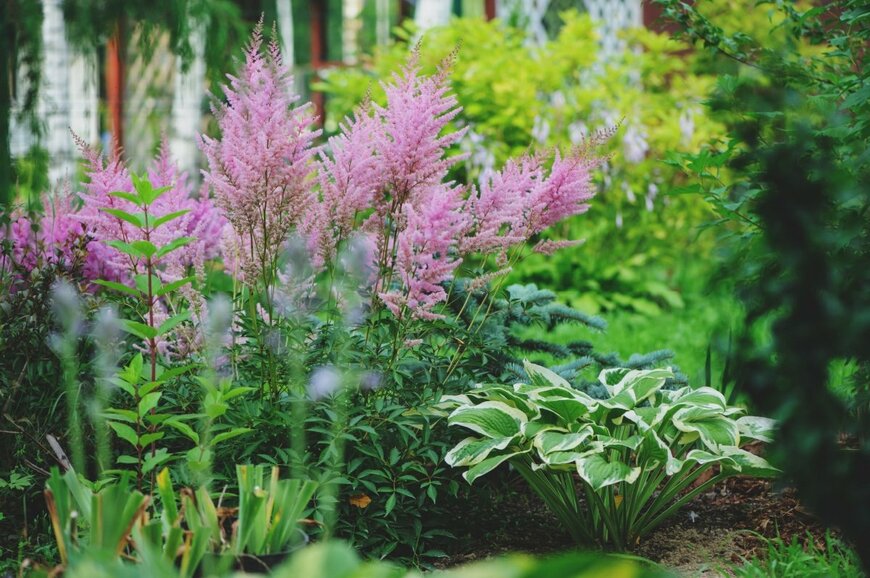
435 466 832 573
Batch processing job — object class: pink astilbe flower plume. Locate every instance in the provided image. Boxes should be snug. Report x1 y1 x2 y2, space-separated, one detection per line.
303 104 382 268
380 183 469 320
2 185 99 282
200 19 320 285
372 50 466 210
74 135 225 284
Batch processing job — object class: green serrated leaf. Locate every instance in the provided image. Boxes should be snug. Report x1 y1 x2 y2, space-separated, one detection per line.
92 279 140 297
108 190 143 206
155 237 195 260
101 207 145 228
121 320 158 340
108 421 140 447
151 209 191 229
157 311 191 336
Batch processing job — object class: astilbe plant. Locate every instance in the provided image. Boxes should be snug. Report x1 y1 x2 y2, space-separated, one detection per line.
199 20 319 297
199 27 603 326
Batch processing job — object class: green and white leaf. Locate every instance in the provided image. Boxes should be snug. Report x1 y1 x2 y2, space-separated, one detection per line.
448 401 528 439
575 454 640 491
463 450 528 485
736 416 776 443
523 361 571 388
672 406 740 451
532 428 593 457
446 436 516 467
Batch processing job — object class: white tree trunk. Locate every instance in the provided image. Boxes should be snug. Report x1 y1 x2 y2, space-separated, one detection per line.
276 0 304 97
276 0 296 67
41 0 73 185
343 0 365 64
170 21 205 181
376 0 391 46
415 0 453 32
68 52 99 155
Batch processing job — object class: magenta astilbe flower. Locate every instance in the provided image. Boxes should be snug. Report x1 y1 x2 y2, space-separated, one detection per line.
147 139 227 282
4 189 97 280
380 183 468 320
200 21 320 285
303 108 382 268
523 149 597 235
74 136 225 284
462 149 600 259
372 53 466 213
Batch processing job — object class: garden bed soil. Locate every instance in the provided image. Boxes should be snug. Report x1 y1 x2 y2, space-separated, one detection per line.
438 474 832 576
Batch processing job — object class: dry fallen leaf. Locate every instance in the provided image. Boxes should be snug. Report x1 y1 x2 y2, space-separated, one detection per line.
349 493 372 508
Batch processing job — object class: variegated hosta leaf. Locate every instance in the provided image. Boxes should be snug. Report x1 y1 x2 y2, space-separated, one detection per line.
445 436 515 467
535 396 596 423
639 429 683 475
541 448 599 466
532 428 593 457
448 401 528 439
463 450 529 484
669 387 728 409
521 422 565 438
672 405 740 451
481 386 539 416
683 449 738 468
598 367 631 387
720 447 780 478
575 454 641 491
736 416 776 443
600 367 673 402
523 361 572 389
623 406 668 431
597 435 643 451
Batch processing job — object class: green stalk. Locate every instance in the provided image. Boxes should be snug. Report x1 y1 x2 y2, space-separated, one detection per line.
634 472 728 539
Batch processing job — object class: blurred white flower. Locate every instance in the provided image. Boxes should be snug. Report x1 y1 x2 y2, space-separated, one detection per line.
50 280 83 336
645 183 659 212
568 121 588 146
532 116 550 144
308 366 341 400
679 108 696 146
622 125 649 164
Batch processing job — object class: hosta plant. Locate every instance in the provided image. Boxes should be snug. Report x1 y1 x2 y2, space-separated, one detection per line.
444 361 778 549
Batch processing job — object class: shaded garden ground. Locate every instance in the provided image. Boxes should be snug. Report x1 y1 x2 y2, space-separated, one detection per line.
438 463 833 576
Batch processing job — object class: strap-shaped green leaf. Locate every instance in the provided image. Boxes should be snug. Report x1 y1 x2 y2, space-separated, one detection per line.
92 279 140 297
164 418 200 445
210 427 253 446
121 319 158 340
109 190 143 206
155 236 195 260
101 207 146 228
157 310 191 336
